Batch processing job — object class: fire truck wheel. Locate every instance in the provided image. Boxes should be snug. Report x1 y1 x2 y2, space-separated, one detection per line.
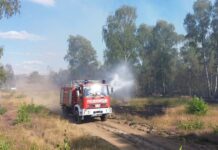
61 106 69 116
74 110 81 124
100 115 107 121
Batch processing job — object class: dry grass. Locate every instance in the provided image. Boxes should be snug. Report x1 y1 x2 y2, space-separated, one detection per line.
0 91 117 150
113 97 218 135
149 105 218 133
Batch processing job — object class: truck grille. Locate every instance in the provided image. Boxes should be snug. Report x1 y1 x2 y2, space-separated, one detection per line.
88 104 107 109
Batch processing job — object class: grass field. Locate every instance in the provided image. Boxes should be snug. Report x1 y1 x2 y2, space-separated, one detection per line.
0 91 118 150
1 90 218 149
112 97 218 135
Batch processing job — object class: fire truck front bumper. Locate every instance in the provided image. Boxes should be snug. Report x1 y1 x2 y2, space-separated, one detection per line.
80 107 112 117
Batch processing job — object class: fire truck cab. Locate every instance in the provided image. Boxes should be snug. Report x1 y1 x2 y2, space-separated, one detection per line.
60 80 112 123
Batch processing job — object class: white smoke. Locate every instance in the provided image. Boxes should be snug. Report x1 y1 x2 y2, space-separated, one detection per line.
109 63 135 100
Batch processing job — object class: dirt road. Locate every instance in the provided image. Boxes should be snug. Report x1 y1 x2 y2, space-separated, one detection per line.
74 117 217 150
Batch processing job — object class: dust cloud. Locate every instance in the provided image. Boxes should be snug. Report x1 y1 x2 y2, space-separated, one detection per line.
16 75 61 112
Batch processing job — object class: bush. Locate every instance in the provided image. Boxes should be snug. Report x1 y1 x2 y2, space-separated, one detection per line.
16 104 30 124
187 97 208 115
178 120 204 130
0 107 7 115
25 104 44 114
15 103 45 124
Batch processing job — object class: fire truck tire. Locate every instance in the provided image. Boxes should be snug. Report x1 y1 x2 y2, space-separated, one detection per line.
61 106 69 116
100 115 107 121
74 110 81 124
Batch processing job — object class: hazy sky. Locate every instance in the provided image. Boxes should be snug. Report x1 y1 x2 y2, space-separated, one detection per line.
0 0 196 74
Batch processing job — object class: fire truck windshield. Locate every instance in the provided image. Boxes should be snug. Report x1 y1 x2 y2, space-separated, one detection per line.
83 84 109 97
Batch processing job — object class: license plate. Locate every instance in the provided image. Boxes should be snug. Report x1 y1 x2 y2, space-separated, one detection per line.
95 104 100 108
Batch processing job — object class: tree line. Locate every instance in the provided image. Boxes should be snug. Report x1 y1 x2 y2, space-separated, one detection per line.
61 0 218 99
1 0 218 99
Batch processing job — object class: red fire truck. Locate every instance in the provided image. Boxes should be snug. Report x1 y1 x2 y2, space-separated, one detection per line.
60 80 112 123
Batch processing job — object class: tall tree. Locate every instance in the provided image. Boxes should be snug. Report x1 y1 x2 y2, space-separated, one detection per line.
4 64 15 87
28 71 42 83
150 21 181 95
103 5 138 67
0 0 21 84
0 47 5 85
136 21 181 96
179 43 203 96
211 0 218 96
64 35 99 80
136 24 153 95
184 0 213 97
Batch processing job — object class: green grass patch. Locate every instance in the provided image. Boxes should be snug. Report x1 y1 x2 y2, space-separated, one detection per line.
15 103 46 124
178 120 204 130
186 97 208 115
0 136 10 150
0 106 7 115
16 104 30 124
25 104 45 114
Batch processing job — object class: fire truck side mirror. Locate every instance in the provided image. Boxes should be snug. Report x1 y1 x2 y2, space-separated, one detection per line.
76 87 81 97
76 90 80 98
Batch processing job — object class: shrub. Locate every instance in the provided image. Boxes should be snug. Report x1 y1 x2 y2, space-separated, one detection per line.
25 104 44 114
0 140 10 150
0 107 7 115
187 97 208 115
16 103 46 124
16 104 30 124
178 120 204 130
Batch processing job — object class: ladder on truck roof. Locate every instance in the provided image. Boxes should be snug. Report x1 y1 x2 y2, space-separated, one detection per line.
64 80 106 87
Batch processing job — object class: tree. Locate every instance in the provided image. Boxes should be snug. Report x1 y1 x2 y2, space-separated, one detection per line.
211 0 218 96
152 21 182 95
64 35 99 80
0 47 6 85
28 71 42 83
179 43 203 96
137 20 181 96
49 69 71 87
136 24 153 95
0 0 20 19
103 5 138 67
4 64 15 87
184 0 213 97
0 0 21 84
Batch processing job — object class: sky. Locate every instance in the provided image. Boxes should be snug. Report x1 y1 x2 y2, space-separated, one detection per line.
0 0 197 75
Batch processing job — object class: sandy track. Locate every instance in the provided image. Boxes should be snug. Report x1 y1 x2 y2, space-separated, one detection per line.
78 119 173 150
76 118 218 150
